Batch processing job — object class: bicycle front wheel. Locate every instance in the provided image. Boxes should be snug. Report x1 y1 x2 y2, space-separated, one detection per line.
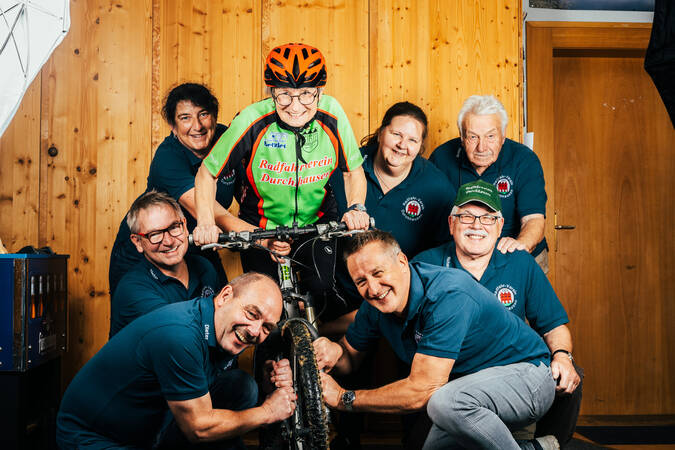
283 320 330 450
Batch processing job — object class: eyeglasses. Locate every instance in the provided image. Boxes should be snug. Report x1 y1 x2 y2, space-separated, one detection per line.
272 90 319 107
135 221 184 244
452 213 499 225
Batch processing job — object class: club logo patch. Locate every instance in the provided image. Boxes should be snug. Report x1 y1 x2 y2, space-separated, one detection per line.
414 330 423 344
494 175 514 198
219 169 236 186
201 285 215 298
402 197 424 221
301 127 319 153
494 284 517 310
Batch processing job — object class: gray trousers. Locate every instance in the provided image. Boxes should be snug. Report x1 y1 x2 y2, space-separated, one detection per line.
423 362 555 450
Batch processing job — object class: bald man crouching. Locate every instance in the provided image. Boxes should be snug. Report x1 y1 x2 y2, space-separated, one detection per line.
57 273 295 449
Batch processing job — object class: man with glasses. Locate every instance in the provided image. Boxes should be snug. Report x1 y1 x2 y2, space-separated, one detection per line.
429 95 549 272
193 43 369 309
110 190 219 337
413 180 582 447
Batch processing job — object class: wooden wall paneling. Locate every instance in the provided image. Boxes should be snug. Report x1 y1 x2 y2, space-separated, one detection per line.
0 76 42 252
262 0 370 142
370 0 521 153
40 0 153 382
155 0 263 287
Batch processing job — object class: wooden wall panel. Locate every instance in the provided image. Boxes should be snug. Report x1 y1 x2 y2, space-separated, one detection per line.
262 0 370 142
370 0 521 152
39 0 153 381
0 77 41 251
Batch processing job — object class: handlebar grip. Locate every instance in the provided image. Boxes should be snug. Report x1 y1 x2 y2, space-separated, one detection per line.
187 233 230 246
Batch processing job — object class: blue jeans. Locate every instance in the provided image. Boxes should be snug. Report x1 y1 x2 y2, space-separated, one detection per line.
423 362 555 450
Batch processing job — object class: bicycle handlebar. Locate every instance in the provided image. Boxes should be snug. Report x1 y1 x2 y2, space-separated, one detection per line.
189 218 375 250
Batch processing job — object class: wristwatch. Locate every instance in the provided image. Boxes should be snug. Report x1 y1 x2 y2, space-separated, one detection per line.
347 203 367 213
552 349 574 362
341 390 356 411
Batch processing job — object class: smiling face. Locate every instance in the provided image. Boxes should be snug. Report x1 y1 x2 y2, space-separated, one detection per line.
213 278 282 355
450 203 504 260
130 204 188 270
171 100 216 156
273 87 320 128
377 115 425 171
346 241 410 316
461 113 506 175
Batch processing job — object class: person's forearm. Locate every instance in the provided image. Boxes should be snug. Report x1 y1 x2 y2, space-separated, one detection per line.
195 164 218 226
213 205 256 233
517 215 545 252
184 406 273 443
543 324 573 354
343 167 367 207
349 377 438 414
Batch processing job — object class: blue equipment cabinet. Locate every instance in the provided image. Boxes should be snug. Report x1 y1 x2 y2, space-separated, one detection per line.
0 254 68 449
0 254 69 372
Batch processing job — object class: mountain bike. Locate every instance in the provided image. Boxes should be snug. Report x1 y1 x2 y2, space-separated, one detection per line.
194 220 370 450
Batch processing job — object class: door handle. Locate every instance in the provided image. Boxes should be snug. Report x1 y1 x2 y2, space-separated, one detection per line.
554 212 575 252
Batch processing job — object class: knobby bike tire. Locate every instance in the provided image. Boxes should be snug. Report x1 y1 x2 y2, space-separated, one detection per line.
283 320 330 450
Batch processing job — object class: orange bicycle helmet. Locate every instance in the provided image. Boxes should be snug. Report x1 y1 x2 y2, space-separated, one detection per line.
264 43 327 88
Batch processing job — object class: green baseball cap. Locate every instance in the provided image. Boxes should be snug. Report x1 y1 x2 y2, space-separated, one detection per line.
453 180 502 212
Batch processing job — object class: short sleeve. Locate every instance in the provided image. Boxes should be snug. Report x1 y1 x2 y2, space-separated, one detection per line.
416 292 476 360
142 327 209 401
148 142 197 202
522 254 569 335
111 277 170 336
515 151 547 218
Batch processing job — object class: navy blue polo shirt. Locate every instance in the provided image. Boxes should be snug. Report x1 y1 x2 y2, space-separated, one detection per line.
57 296 236 448
108 124 238 294
413 242 568 335
345 262 550 376
330 144 455 257
110 253 219 337
429 138 547 255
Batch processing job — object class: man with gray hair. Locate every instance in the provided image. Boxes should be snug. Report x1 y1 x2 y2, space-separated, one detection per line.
414 180 582 447
430 95 549 268
110 190 219 336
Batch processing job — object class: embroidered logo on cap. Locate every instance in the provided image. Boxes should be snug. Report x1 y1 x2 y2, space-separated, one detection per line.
494 175 514 198
494 284 517 310
402 197 424 221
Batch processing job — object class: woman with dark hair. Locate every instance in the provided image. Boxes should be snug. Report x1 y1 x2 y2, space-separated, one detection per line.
333 102 456 260
108 83 238 296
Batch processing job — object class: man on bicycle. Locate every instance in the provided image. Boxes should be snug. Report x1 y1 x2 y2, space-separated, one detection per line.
193 43 369 312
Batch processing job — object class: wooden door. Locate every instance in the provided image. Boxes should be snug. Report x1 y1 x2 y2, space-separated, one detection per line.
527 23 675 417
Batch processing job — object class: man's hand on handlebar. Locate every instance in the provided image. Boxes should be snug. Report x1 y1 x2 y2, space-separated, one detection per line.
192 223 222 246
341 209 370 231
261 238 292 262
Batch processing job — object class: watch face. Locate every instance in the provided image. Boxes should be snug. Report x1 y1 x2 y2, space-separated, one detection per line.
342 390 355 406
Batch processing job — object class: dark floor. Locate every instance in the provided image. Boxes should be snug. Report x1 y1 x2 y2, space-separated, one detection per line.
244 426 675 449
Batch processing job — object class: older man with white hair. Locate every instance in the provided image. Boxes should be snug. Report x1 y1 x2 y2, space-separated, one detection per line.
430 95 549 269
